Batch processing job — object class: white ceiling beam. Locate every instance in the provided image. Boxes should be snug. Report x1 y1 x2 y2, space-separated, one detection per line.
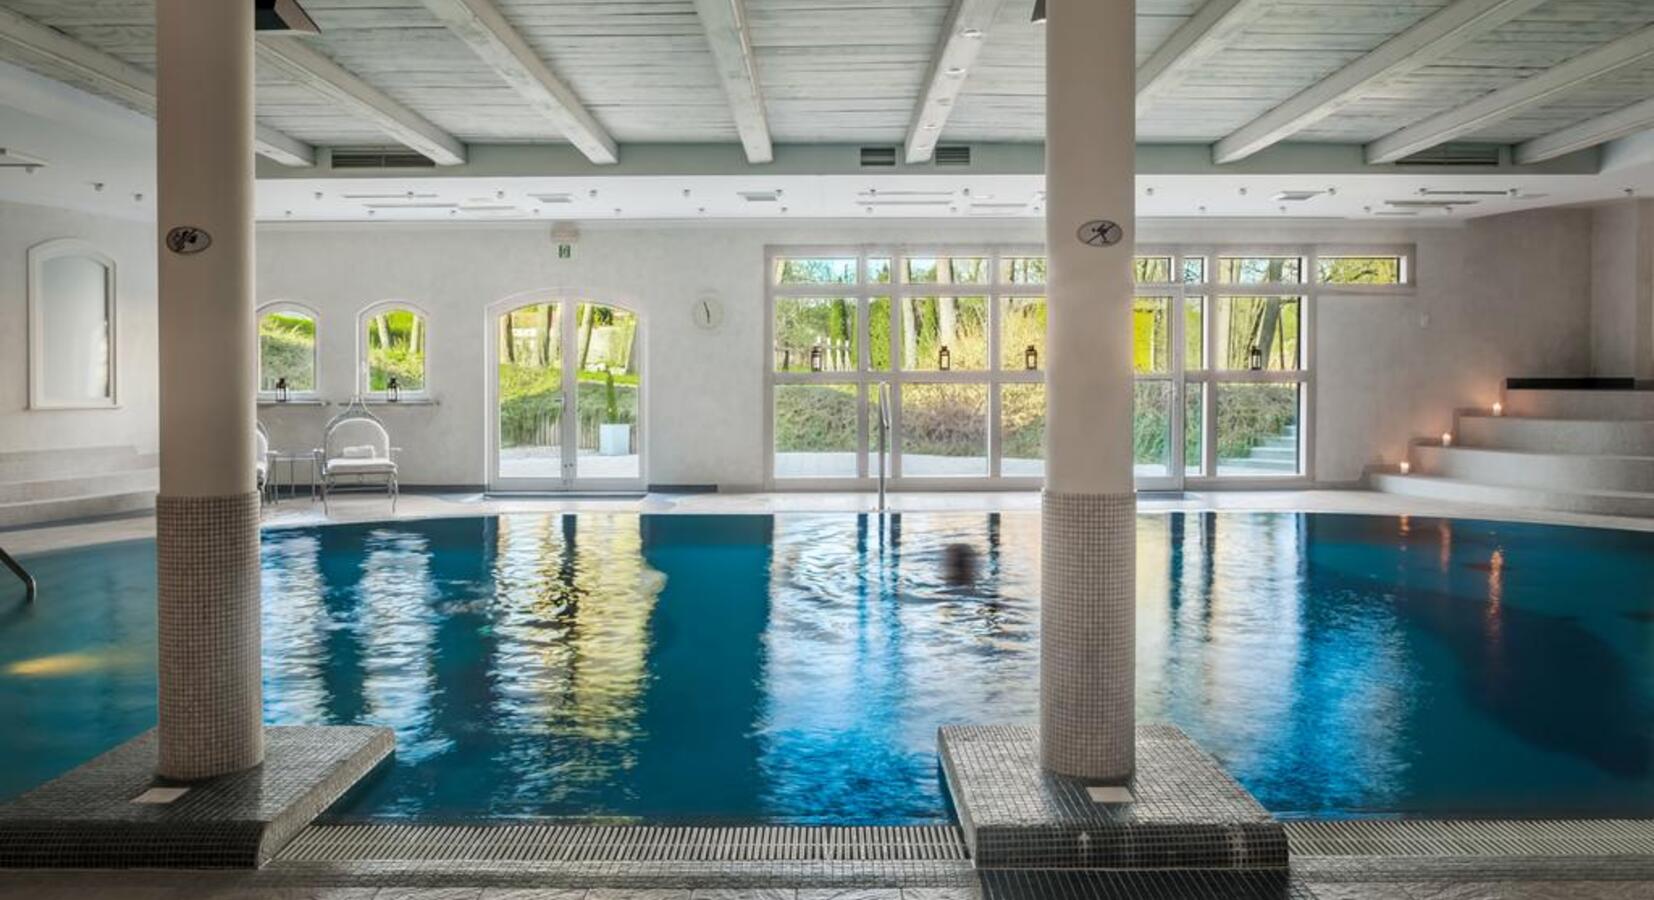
1516 97 1654 164
1368 25 1654 164
257 35 467 166
905 0 1007 165
0 5 314 166
1213 0 1550 164
417 0 617 165
1137 0 1276 117
690 0 772 165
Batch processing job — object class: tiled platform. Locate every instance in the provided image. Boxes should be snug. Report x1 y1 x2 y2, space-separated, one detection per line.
939 724 1289 871
0 725 392 869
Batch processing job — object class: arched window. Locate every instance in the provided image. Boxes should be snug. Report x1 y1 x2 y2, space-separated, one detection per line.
359 302 429 398
256 302 318 398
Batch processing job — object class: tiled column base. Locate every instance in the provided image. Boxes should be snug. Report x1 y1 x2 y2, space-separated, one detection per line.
156 491 263 780
1040 490 1135 782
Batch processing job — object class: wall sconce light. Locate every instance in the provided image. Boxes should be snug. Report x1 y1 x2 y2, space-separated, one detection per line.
387 377 401 403
1441 431 1453 447
1492 401 1504 417
1248 345 1264 371
1399 460 1411 475
938 345 952 371
809 345 824 372
1025 344 1039 371
275 377 289 403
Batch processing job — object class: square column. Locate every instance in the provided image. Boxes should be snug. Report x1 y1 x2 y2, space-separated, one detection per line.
1040 0 1138 783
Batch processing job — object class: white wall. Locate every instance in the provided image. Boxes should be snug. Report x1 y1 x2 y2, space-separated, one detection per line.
1590 200 1654 380
254 209 1595 490
0 199 157 456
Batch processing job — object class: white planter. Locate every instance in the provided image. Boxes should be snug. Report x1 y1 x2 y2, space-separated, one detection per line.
599 423 631 456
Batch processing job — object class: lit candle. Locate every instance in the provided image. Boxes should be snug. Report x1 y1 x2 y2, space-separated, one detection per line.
1399 460 1411 475
1441 432 1453 447
1492 401 1504 417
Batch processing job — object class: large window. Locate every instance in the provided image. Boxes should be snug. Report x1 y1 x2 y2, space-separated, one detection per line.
359 303 429 398
768 244 1406 487
768 250 1044 483
257 302 318 398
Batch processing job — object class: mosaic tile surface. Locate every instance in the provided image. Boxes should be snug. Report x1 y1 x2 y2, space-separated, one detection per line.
0 725 392 869
939 724 1288 871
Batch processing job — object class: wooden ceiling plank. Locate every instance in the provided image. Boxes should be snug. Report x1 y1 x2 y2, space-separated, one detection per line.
257 34 467 165
1137 0 1277 118
690 0 773 164
1516 95 1654 163
1366 23 1654 163
1212 0 1552 164
419 0 618 163
0 4 315 166
904 0 1007 165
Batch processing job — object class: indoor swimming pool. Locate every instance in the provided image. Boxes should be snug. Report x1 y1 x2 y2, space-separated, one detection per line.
1 511 1650 823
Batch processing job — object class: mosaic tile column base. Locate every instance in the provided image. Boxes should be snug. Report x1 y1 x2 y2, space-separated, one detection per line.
1041 490 1135 782
156 492 264 780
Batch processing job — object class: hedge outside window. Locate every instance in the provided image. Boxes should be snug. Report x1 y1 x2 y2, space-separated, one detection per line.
258 304 317 395
363 306 428 394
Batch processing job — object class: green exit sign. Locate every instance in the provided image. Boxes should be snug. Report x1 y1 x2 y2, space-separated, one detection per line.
557 244 573 259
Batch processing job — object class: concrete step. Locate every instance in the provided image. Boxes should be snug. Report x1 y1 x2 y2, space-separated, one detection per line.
1371 471 1654 518
1457 414 1654 456
1503 389 1654 420
1249 445 1298 460
1412 443 1654 493
1218 457 1299 474
0 446 155 483
0 469 157 505
0 489 156 530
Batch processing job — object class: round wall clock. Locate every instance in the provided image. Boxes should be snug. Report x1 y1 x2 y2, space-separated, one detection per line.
1077 219 1124 247
691 295 724 330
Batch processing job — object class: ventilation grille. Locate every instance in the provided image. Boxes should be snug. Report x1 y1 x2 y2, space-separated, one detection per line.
934 145 972 167
860 146 898 168
1395 143 1504 167
331 150 437 170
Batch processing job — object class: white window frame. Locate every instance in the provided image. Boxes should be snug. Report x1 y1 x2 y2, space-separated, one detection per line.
255 300 321 401
28 238 118 410
356 300 433 401
764 242 1413 490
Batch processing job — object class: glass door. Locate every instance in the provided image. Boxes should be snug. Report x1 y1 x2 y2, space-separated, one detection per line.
491 300 642 492
1133 252 1194 491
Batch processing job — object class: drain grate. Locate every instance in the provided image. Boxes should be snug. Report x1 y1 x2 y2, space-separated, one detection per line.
1286 819 1654 858
278 824 970 863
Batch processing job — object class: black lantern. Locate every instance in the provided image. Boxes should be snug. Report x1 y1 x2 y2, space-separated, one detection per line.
387 376 401 402
938 345 952 371
275 377 289 403
809 345 824 373
1024 344 1039 371
1248 345 1264 371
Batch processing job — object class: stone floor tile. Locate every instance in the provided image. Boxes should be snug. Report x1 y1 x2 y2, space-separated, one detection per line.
1305 884 1414 900
479 890 589 900
372 890 485 900
585 891 692 900
796 891 902 900
689 891 796 900
900 889 981 900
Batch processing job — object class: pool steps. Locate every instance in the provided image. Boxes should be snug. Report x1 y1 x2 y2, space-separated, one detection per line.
1373 387 1654 517
0 446 156 529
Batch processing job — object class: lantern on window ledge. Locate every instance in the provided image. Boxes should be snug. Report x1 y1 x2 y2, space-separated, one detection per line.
1248 345 1264 371
387 377 401 403
1025 344 1039 371
809 345 824 373
1441 431 1453 447
938 345 952 371
275 377 289 403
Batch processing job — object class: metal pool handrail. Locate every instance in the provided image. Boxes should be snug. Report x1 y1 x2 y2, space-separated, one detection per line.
0 543 35 604
877 382 892 512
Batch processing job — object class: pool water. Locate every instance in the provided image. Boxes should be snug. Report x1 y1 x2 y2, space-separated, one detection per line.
1 512 1651 823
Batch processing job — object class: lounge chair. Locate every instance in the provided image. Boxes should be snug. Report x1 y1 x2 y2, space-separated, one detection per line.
318 398 399 513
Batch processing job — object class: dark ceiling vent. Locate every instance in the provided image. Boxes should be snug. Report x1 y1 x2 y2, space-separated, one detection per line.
254 0 320 34
860 146 898 168
331 150 436 170
1395 143 1504 167
934 145 972 167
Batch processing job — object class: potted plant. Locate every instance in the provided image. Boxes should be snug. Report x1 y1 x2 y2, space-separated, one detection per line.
598 369 630 456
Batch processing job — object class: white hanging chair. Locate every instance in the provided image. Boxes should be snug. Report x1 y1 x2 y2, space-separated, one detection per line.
317 397 399 512
255 420 272 506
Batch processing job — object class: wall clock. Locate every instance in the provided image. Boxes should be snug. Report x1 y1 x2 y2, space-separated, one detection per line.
1077 219 1124 247
691 295 724 331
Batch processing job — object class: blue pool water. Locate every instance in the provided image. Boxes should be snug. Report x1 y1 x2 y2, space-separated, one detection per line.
1 512 1651 823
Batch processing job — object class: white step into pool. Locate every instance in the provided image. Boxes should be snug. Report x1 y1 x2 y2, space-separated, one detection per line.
0 446 157 529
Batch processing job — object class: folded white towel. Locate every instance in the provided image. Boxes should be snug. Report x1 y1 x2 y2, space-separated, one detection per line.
340 445 377 459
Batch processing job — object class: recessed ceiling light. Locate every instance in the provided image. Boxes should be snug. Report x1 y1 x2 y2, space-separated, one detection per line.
923 123 939 130
961 27 984 38
946 67 967 77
